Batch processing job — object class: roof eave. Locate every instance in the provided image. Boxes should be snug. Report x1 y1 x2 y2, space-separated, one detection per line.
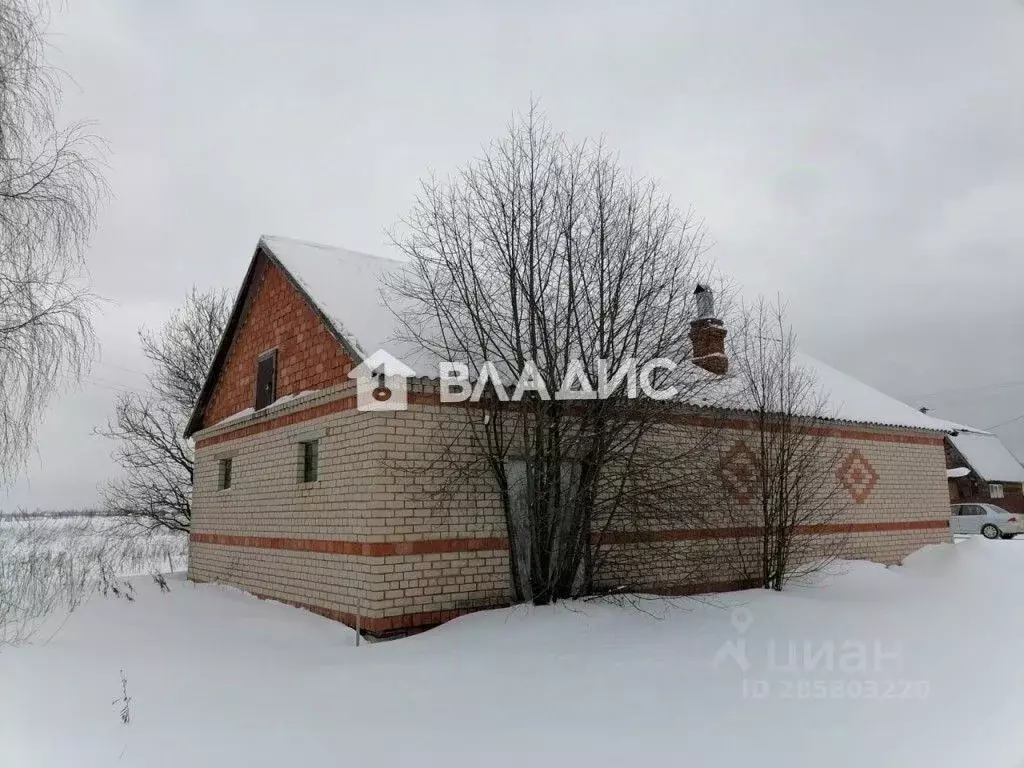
183 245 265 439
184 239 369 439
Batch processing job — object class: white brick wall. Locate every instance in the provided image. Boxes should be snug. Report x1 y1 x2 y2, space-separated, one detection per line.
189 389 952 633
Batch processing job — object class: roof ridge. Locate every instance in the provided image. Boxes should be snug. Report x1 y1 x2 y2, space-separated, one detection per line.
259 234 407 265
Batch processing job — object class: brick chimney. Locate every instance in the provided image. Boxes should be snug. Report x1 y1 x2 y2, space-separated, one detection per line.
690 284 728 375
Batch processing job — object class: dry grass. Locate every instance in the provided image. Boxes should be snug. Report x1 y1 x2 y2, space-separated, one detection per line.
0 514 187 646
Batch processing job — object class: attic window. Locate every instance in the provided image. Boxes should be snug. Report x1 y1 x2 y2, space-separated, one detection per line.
255 350 277 410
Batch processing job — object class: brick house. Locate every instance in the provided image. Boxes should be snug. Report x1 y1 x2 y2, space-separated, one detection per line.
945 429 1024 514
185 235 954 636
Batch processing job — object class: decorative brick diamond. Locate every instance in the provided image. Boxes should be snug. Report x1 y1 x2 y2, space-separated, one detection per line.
837 448 878 503
719 441 759 505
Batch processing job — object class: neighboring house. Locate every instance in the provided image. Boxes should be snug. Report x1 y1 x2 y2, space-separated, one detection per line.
945 430 1024 514
184 235 954 636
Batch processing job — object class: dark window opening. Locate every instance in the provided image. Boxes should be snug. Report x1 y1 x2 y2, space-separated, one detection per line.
255 350 277 410
219 458 233 490
302 440 319 483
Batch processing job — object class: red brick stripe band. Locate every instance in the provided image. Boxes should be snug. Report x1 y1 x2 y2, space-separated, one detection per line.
197 395 359 448
678 415 944 446
195 392 945 449
190 518 948 557
190 532 506 556
601 518 949 543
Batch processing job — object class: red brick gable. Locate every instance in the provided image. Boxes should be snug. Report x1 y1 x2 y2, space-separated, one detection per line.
202 258 355 428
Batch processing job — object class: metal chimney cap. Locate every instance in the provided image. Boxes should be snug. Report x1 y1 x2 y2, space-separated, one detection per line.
694 284 715 318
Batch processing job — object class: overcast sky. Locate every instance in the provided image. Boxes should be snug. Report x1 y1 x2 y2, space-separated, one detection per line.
5 0 1024 510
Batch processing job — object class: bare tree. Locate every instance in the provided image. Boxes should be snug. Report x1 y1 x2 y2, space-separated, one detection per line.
0 0 106 477
717 297 849 590
390 106 725 604
101 288 230 532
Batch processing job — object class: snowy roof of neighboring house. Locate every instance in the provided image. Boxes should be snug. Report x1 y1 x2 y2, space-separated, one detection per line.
947 431 1024 483
187 235 969 436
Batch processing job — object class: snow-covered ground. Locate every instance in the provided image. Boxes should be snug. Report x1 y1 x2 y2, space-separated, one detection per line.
0 515 188 646
2 537 1023 767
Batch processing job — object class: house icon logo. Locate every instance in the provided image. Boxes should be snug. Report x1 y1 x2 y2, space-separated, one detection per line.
348 349 416 412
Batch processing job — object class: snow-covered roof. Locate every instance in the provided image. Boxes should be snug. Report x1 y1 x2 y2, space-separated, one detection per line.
915 414 983 435
686 350 961 432
788 354 951 432
948 431 1024 483
255 235 961 434
260 236 433 376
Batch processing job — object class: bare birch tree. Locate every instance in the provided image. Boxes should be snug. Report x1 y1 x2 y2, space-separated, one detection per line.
101 288 230 532
389 106 725 604
717 297 849 590
0 0 106 477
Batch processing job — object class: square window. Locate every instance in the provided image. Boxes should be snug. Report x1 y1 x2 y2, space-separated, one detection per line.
301 440 319 483
219 458 233 490
255 350 277 410
989 483 1004 499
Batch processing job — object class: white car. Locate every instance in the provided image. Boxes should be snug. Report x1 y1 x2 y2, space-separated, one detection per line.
950 503 1024 539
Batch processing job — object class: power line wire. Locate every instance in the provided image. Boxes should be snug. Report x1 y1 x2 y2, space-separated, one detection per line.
93 360 150 377
83 377 151 396
986 412 1024 431
909 379 1024 400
